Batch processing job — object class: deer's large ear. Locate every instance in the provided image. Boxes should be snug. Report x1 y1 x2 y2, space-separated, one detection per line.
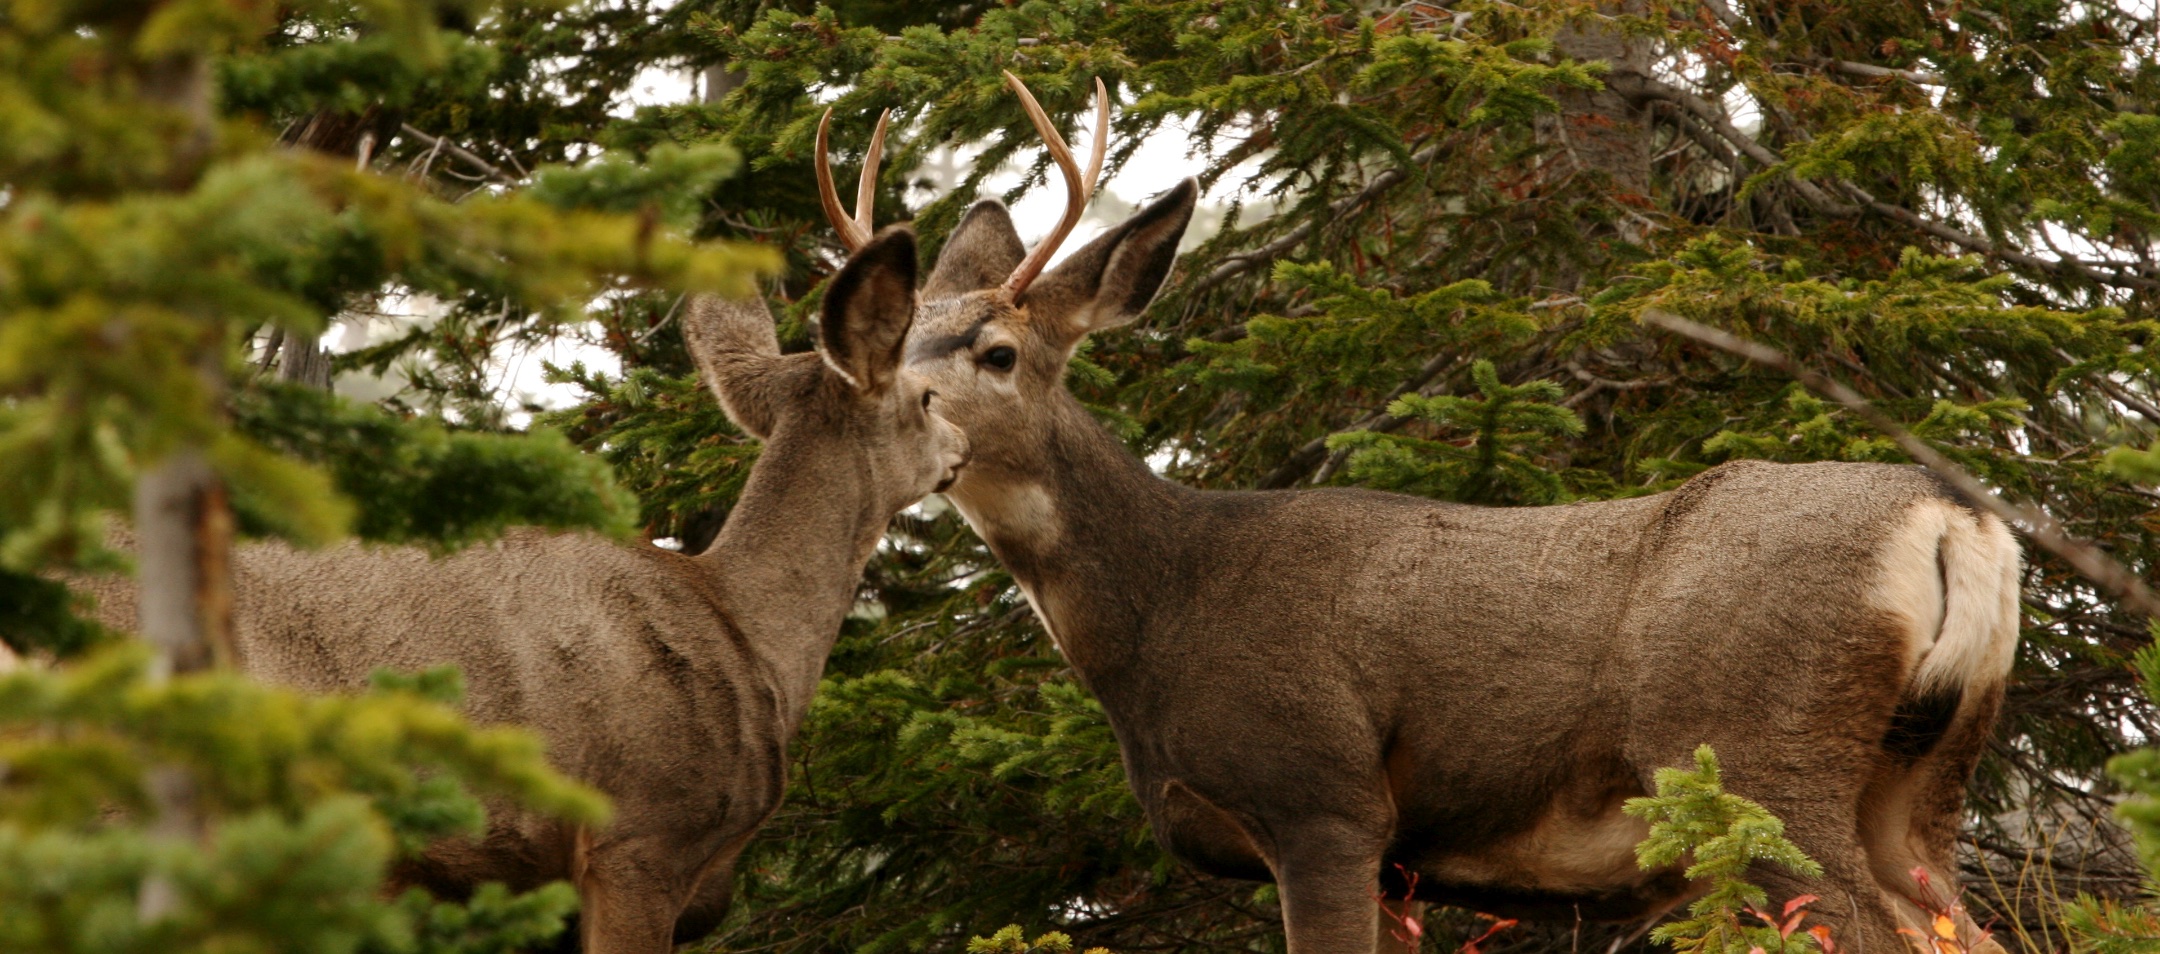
819 227 919 392
924 199 1024 299
1020 178 1197 342
683 293 786 439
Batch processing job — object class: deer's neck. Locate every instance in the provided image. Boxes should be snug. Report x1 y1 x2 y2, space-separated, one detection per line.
699 426 887 718
949 393 1188 676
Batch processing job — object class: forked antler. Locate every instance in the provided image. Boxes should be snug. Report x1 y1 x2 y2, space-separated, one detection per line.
814 106 892 252
1001 71 1109 301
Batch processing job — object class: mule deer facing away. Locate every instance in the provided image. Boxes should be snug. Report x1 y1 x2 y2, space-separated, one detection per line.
79 220 964 952
898 76 2022 954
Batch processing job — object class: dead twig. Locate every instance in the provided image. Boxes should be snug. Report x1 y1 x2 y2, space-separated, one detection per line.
1193 141 1441 295
398 123 518 185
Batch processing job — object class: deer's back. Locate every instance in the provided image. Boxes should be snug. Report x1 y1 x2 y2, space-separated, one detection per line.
78 529 783 890
1146 458 1952 700
230 531 774 777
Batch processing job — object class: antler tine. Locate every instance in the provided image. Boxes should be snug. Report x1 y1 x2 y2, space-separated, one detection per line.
1083 77 1108 196
855 108 891 240
814 107 891 253
1000 72 1109 301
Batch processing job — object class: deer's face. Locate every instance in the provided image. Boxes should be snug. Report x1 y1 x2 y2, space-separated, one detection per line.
693 229 970 515
844 361 971 506
801 79 1194 511
902 182 1200 497
902 290 1066 489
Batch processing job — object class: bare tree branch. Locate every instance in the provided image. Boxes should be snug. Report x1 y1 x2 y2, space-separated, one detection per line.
2055 347 2160 427
1839 182 2160 290
1643 308 2160 618
1609 77 2160 292
1604 73 1857 214
1829 60 1945 86
398 123 519 185
1192 142 1441 294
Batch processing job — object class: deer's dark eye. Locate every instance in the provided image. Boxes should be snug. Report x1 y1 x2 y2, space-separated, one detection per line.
921 390 936 411
981 346 1017 371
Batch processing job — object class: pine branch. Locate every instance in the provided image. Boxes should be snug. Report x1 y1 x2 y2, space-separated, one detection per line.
2056 348 2160 427
1562 359 1670 408
1603 72 1857 214
1192 142 1440 295
1255 352 1466 488
1840 181 2160 291
1642 308 2160 618
1610 75 2160 292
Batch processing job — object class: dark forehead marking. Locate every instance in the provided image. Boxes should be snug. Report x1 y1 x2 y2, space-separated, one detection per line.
907 315 991 362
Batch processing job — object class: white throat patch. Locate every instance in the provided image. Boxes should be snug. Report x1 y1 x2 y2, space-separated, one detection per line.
955 480 1061 551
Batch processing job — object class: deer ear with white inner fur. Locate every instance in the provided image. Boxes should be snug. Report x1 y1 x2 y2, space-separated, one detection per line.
1018 177 1197 342
682 292 785 440
820 227 920 392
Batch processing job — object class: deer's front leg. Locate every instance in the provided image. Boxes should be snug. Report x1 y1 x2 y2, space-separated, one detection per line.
577 838 693 954
1272 820 1389 954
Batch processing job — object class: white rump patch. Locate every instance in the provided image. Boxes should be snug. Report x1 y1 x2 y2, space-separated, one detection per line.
1871 499 2021 695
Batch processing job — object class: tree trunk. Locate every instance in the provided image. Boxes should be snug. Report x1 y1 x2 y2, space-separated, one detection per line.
279 332 334 389
272 106 391 394
132 446 234 676
703 64 745 104
1542 1 1657 293
1548 7 1654 201
134 50 229 922
132 443 227 919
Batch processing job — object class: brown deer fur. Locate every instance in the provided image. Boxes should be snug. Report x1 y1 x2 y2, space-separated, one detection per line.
902 179 2021 954
78 229 967 954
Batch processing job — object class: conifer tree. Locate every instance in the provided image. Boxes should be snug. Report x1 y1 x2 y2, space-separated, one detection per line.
626 2 2152 950
15 0 2160 952
0 0 764 947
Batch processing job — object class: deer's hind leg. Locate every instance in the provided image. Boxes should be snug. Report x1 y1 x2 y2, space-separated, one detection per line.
1716 760 1912 954
671 872 734 946
673 838 759 946
1858 687 2007 954
1630 664 1914 953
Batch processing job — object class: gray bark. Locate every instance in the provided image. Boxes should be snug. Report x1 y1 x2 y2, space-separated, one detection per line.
702 64 745 104
130 442 227 920
279 332 333 389
1549 8 1654 201
131 446 233 678
131 40 232 924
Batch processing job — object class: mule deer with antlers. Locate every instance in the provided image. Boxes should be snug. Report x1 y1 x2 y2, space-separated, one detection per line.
897 75 2020 954
80 164 963 950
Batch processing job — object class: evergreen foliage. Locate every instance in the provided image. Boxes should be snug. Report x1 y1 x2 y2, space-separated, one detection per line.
966 925 1110 954
0 647 607 952
11 0 2160 950
1 0 766 945
1624 746 1826 954
1329 359 1586 504
233 383 637 553
2063 628 2160 954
